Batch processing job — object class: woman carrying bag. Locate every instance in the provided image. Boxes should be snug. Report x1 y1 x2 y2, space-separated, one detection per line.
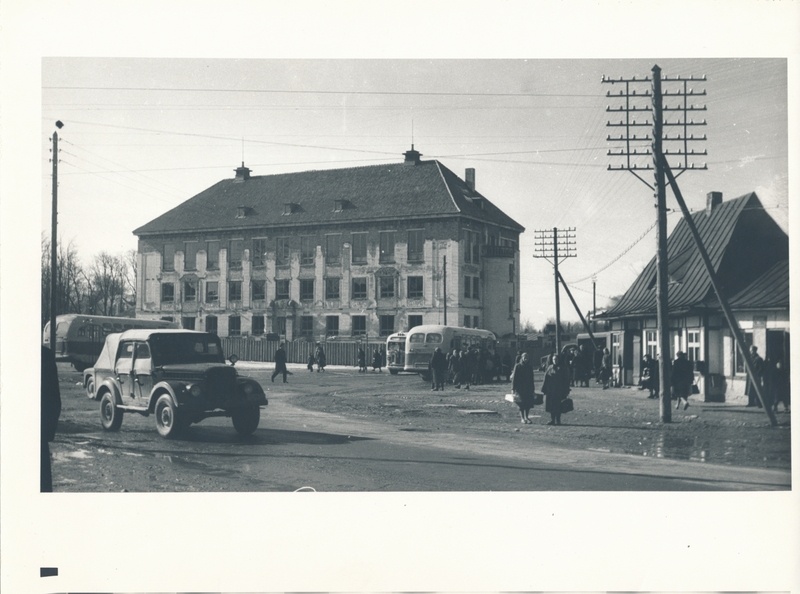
542 353 571 425
511 352 536 424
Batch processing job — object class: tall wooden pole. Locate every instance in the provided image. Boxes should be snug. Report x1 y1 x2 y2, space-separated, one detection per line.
652 65 672 423
49 130 59 352
553 227 562 355
442 255 447 325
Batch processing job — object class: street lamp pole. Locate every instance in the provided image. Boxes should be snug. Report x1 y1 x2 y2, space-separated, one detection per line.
49 123 62 351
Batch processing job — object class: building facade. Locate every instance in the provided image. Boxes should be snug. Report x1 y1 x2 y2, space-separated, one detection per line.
595 191 789 403
133 147 524 341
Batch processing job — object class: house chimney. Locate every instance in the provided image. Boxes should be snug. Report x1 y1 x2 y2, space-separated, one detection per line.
403 144 422 165
465 168 476 191
234 162 251 181
706 191 722 213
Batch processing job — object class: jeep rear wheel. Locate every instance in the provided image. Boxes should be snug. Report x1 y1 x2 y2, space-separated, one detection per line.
99 392 123 431
154 394 184 439
85 376 96 399
232 406 260 436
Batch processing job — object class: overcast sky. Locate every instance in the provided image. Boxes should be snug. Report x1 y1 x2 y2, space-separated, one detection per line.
40 57 788 328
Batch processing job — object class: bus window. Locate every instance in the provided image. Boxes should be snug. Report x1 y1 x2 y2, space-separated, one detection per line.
102 323 112 335
113 324 123 332
409 334 424 343
425 333 443 344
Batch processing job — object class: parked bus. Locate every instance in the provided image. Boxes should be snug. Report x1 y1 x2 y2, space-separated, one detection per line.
403 324 496 381
42 314 178 371
385 331 408 374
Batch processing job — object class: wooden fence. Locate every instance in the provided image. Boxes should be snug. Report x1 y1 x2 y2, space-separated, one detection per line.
220 337 387 367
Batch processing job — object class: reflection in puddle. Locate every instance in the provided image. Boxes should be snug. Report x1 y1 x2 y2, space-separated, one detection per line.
53 449 93 461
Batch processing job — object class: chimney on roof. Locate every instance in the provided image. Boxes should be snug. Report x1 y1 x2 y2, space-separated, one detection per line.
403 144 422 165
234 162 251 181
706 191 722 213
465 168 476 191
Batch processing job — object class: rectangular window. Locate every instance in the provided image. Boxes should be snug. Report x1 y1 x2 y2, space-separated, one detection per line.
472 276 479 300
252 280 266 301
228 280 242 302
407 229 424 262
379 231 395 263
300 236 316 266
276 237 290 266
325 234 341 265
205 281 219 302
163 244 175 271
181 316 196 330
351 277 368 300
274 317 286 335
351 232 368 264
184 242 198 271
464 315 471 328
325 278 341 300
611 333 621 367
472 232 481 263
229 315 241 337
300 278 315 301
735 331 753 374
275 279 290 300
300 315 314 338
205 315 218 334
645 330 658 359
379 315 395 337
229 239 243 269
509 263 515 283
407 276 423 299
252 238 268 267
464 276 471 299
161 282 175 302
352 315 366 336
379 276 395 298
464 231 481 264
252 315 265 336
183 281 196 302
206 240 219 270
326 315 339 337
408 315 423 330
687 330 701 362
473 316 480 328
508 296 514 315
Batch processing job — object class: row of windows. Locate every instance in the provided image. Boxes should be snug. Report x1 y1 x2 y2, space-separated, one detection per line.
161 275 430 303
163 230 428 272
184 313 404 337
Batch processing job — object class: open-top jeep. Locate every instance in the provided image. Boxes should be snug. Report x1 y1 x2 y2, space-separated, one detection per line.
87 329 267 438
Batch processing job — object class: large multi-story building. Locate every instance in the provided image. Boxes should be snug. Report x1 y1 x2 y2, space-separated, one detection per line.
133 147 525 340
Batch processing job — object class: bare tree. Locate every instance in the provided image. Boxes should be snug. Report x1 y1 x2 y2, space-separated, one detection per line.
85 252 128 316
41 236 88 327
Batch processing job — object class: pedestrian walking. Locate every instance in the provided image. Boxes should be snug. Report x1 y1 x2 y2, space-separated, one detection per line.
455 348 471 390
271 342 289 383
430 347 448 391
315 343 326 372
542 353 570 425
671 351 694 410
357 347 367 372
600 347 612 389
372 348 383 371
511 352 536 424
448 348 460 385
641 353 659 399
769 356 790 413
745 345 765 407
307 351 315 372
41 346 62 492
574 345 590 387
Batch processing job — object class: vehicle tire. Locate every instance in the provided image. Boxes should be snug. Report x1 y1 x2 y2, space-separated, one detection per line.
389 369 399 375
231 406 260 436
85 376 96 399
154 394 183 439
419 372 432 382
99 392 123 431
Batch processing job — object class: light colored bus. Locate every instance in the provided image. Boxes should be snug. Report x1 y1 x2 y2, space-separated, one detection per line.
42 314 178 371
385 331 408 374
403 324 496 381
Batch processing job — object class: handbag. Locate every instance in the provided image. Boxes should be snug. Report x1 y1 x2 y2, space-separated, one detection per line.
560 397 574 413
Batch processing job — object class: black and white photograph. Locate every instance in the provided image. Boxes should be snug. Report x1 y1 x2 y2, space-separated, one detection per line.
2 1 798 593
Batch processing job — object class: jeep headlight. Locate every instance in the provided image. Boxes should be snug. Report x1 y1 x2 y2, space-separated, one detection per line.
188 383 202 397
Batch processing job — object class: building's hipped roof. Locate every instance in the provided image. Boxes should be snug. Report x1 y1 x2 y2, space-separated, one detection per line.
601 192 788 319
134 159 524 236
727 259 790 310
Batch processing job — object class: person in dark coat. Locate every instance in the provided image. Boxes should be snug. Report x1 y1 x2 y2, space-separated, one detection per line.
542 353 571 425
41 346 62 492
315 343 327 372
745 345 765 407
307 351 315 372
600 347 612 389
671 351 694 411
641 353 659 399
271 342 288 383
357 347 367 372
372 348 383 371
511 352 536 424
769 356 790 413
429 347 448 391
574 345 590 387
455 348 472 390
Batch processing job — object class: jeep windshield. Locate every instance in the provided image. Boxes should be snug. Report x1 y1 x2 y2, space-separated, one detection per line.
148 333 226 366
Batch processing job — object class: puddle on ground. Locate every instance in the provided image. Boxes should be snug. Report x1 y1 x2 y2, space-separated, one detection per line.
53 449 93 461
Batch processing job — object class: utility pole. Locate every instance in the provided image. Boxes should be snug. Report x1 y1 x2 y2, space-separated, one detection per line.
603 68 708 423
442 255 447 325
533 227 576 355
49 121 64 352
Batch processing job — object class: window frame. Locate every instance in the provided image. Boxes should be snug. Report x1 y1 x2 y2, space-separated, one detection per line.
275 279 290 301
407 276 424 299
251 279 266 302
300 278 315 302
325 277 341 300
378 275 395 299
407 229 424 262
161 282 175 303
183 281 196 302
205 281 219 303
379 231 396 264
351 232 368 264
351 277 368 300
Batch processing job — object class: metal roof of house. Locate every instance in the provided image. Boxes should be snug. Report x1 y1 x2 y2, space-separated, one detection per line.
133 159 524 237
728 259 790 310
601 192 789 319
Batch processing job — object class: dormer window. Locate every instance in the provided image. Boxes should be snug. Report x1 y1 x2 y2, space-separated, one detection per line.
334 199 352 212
236 206 251 218
283 202 299 215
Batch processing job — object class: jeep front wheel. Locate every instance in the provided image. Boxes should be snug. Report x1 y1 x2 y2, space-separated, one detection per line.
100 392 123 431
232 406 260 436
154 394 183 439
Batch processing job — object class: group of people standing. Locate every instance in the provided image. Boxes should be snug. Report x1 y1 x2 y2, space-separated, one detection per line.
745 345 790 413
357 346 386 372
